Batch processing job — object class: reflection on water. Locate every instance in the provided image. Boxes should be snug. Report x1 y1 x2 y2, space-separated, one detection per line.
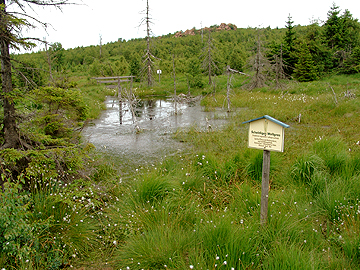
82 96 228 164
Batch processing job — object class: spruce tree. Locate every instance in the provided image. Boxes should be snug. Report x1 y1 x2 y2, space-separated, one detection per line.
0 0 70 149
342 46 360 74
324 3 342 50
283 14 297 75
304 20 332 75
228 44 247 72
293 41 318 82
323 4 360 69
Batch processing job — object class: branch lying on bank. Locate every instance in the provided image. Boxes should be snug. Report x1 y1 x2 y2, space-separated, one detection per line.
226 66 250 76
328 83 338 105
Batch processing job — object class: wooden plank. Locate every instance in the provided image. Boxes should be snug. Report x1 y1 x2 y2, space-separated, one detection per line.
92 76 135 80
97 80 132 84
97 80 120 84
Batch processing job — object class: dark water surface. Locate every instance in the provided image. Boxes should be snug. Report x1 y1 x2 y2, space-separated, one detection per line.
82 96 228 165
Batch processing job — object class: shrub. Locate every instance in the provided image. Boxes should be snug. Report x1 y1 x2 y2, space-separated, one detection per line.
0 146 91 192
0 181 34 267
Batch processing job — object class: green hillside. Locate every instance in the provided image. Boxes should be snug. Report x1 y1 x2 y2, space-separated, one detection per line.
13 4 360 87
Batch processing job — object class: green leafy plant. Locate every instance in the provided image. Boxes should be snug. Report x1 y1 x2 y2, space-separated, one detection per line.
0 180 34 267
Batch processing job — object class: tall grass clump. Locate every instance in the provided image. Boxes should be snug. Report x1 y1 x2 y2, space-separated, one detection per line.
229 182 261 217
348 150 360 176
290 154 325 184
0 179 98 269
193 213 262 269
316 178 352 222
338 206 360 267
193 151 244 186
194 152 221 182
114 223 192 269
262 242 322 269
243 149 281 183
128 173 181 207
28 191 99 268
290 144 352 221
311 136 350 176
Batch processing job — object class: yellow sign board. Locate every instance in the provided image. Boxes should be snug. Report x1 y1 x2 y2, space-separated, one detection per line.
243 115 290 152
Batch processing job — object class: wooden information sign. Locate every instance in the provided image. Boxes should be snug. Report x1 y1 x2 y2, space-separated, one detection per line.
243 115 290 225
243 115 289 152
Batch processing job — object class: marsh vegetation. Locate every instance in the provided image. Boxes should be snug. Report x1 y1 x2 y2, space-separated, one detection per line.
1 2 360 269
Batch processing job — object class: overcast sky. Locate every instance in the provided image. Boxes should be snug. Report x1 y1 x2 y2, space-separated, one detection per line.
14 0 360 51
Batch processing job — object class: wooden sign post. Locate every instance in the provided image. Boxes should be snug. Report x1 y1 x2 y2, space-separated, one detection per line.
243 115 290 225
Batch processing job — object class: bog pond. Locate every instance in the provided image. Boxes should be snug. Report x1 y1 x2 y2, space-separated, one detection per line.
82 96 229 167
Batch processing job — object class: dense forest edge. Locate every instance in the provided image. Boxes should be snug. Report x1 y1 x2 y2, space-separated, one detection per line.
1 2 360 269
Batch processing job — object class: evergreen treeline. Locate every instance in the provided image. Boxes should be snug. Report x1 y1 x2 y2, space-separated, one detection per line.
14 3 360 86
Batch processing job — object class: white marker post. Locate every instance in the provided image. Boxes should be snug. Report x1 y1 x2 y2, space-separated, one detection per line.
243 115 290 226
157 69 162 83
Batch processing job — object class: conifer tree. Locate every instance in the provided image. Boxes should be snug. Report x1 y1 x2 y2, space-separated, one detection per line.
0 0 70 149
324 3 342 50
228 44 246 72
283 14 297 75
342 46 360 74
323 4 360 69
341 9 360 51
130 56 141 82
186 57 203 89
303 20 331 74
293 41 318 82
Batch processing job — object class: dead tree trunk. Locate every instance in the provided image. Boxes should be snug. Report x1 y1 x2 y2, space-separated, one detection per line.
207 33 212 85
225 66 248 112
226 66 231 112
172 54 178 114
44 39 54 85
124 87 140 133
273 44 288 90
202 30 218 85
244 30 270 90
143 0 154 87
99 34 102 58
